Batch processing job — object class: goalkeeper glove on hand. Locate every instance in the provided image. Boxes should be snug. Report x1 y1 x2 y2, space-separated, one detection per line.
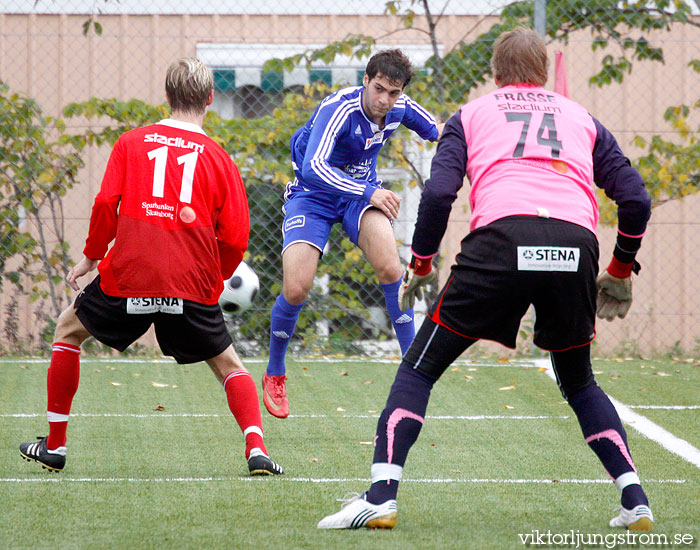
399 256 438 311
596 258 639 321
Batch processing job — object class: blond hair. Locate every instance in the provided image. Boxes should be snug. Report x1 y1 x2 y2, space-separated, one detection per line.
165 57 214 115
491 27 549 87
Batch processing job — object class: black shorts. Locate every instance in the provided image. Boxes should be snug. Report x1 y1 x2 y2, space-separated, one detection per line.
428 216 599 351
74 276 232 364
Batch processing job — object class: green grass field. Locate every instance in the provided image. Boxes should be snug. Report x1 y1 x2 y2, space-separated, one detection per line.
1 355 698 549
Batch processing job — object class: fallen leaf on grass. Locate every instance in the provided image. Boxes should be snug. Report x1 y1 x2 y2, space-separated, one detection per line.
538 367 547 372
359 441 373 445
133 373 141 377
467 368 478 372
450 469 462 473
464 375 473 381
363 380 373 385
20 365 29 370
339 370 348 376
653 372 670 377
110 382 122 386
499 385 516 391
106 366 117 371
309 458 321 463
451 367 461 373
153 404 165 411
503 405 515 410
336 407 345 412
498 357 510 363
151 382 169 388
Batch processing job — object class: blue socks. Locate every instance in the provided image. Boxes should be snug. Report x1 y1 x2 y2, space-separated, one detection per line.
381 278 415 356
266 294 304 376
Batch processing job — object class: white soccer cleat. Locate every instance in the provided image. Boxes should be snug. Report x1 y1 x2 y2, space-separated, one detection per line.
317 492 397 530
609 504 654 530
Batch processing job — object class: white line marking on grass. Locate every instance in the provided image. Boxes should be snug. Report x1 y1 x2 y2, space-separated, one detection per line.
535 359 700 470
0 477 686 484
1 413 569 420
630 405 700 410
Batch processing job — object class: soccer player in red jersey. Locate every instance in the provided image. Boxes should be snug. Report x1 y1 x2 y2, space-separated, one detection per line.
19 58 283 476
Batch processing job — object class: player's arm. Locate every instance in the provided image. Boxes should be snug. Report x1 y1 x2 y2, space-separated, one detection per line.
591 117 652 321
400 95 440 142
215 161 250 280
399 110 467 310
300 104 378 203
76 138 126 288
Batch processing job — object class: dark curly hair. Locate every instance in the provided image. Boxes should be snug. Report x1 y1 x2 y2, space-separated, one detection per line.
365 49 415 88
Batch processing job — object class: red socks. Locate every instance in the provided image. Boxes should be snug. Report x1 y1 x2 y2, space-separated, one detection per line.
46 342 81 449
223 370 267 458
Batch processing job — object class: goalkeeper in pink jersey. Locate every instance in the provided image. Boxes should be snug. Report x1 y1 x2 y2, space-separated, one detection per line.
318 27 653 531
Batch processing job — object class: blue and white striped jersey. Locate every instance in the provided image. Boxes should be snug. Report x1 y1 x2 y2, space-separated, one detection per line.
289 85 438 202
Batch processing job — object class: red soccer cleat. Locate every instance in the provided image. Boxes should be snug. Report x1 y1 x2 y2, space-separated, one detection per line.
262 373 289 418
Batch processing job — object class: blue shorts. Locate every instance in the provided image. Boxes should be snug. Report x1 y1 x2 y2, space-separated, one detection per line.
281 181 374 254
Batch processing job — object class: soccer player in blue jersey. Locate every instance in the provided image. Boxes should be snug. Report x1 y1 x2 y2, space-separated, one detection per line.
262 49 441 418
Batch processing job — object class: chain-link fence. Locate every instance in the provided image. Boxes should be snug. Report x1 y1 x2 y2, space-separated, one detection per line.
1 1 699 357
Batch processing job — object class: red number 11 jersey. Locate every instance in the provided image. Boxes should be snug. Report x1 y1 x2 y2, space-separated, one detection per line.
83 119 249 305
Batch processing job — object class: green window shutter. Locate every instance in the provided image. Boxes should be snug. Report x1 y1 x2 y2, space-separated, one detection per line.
356 69 365 86
310 69 332 86
213 69 236 92
261 70 283 93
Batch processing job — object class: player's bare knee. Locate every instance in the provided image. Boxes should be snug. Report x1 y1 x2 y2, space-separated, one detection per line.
54 306 89 344
283 281 311 305
375 262 402 284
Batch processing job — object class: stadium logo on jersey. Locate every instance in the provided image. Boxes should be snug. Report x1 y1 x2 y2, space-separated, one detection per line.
144 133 204 153
126 297 183 314
284 215 306 232
365 131 384 149
517 246 580 272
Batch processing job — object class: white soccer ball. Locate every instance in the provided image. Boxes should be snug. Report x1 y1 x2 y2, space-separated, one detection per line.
219 261 260 315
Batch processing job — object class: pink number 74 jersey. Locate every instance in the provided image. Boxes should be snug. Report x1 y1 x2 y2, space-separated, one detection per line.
461 84 598 233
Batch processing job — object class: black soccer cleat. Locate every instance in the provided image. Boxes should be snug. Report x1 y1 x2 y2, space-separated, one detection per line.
19 436 66 472
248 448 284 476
